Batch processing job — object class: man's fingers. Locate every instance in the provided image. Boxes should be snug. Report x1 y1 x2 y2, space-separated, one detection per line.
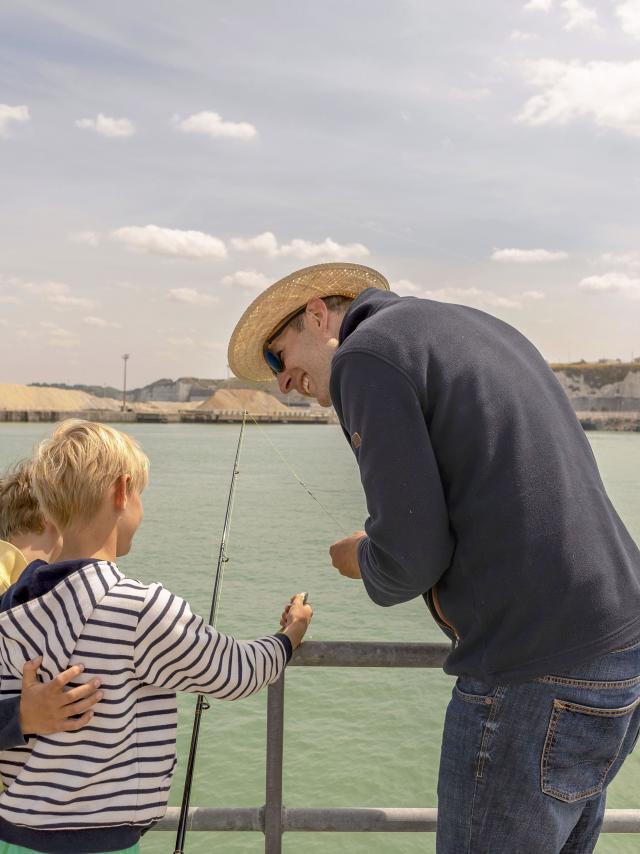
51 664 85 691
61 680 102 707
60 710 94 732
61 694 103 719
21 657 43 686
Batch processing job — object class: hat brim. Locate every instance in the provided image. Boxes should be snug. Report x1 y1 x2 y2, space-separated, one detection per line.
227 262 390 382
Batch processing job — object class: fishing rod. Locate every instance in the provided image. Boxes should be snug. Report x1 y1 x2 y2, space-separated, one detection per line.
173 411 247 854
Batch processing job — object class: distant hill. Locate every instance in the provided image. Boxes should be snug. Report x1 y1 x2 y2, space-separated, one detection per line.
30 361 640 414
29 376 311 407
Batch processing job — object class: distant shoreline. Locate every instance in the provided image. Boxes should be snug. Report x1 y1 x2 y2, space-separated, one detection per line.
0 409 335 426
0 409 637 431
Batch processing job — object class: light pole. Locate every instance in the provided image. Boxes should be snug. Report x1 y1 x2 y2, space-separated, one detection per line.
121 354 130 411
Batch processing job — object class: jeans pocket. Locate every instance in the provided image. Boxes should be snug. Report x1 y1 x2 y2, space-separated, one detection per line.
453 676 496 705
541 696 640 803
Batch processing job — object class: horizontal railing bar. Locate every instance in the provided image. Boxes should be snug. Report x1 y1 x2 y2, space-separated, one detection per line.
290 640 450 668
156 806 262 831
155 807 640 833
284 807 438 832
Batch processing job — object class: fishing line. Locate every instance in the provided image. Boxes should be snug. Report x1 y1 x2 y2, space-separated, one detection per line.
246 411 349 537
173 411 247 854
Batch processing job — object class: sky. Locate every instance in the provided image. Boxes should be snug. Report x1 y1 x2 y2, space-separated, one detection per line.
1 0 639 388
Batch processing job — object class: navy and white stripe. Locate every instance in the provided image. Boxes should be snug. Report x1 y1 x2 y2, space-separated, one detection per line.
0 560 289 850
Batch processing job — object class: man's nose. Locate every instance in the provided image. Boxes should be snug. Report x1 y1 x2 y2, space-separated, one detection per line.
277 371 293 394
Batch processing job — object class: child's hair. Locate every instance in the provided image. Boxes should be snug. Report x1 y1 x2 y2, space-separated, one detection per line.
0 461 46 541
31 420 149 530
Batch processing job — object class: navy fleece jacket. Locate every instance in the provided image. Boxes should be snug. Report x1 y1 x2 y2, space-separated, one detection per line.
330 289 640 684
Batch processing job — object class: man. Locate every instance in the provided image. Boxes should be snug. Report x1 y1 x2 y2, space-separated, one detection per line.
228 262 640 853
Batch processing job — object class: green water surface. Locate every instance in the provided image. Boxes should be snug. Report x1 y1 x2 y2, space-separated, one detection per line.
0 424 638 853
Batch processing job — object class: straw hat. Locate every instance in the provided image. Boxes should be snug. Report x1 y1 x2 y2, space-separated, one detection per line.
228 262 389 381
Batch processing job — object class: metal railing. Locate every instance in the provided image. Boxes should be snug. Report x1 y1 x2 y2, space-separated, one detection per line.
154 641 640 851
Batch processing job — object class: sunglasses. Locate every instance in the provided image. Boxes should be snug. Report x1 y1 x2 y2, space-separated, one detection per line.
263 306 307 375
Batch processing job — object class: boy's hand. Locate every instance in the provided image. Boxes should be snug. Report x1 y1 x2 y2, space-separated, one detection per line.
329 531 366 579
279 593 313 649
19 657 103 736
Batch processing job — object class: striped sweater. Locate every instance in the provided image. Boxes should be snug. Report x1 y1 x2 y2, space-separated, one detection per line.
0 558 291 853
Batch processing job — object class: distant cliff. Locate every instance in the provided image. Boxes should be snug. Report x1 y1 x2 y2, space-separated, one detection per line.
551 362 640 412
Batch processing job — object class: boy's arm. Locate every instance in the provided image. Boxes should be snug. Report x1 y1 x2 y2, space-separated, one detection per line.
134 584 294 699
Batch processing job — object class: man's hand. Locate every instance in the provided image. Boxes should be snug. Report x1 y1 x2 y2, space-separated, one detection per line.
20 657 102 736
329 531 366 579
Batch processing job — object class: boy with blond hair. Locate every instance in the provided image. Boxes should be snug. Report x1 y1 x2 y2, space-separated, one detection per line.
0 462 102 749
0 420 311 854
0 461 62 592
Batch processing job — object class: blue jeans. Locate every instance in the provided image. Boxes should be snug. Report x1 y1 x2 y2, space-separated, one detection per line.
437 639 640 853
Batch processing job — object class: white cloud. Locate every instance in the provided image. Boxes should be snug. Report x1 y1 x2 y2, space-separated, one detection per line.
491 248 568 263
510 30 536 41
617 1 640 39
167 336 196 348
0 295 20 304
0 104 29 137
524 0 554 10
231 231 370 260
448 87 492 100
40 321 78 348
75 113 135 138
231 232 279 255
172 111 257 141
601 251 640 268
391 279 423 295
579 272 640 297
112 225 227 259
393 280 542 307
49 293 93 309
517 59 640 137
70 230 100 247
167 287 218 304
421 286 524 309
83 316 121 328
222 270 270 290
560 0 600 32
17 278 93 309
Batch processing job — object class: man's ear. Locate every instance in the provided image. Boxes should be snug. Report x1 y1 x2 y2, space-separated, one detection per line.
305 297 329 331
113 474 131 510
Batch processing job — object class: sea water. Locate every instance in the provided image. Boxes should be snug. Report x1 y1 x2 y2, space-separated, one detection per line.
0 423 638 853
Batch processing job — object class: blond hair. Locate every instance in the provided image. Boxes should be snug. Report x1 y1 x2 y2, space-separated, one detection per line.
0 461 46 541
32 420 149 531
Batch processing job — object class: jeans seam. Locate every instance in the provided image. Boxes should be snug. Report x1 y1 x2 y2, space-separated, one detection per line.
555 697 640 717
454 685 494 705
467 686 505 853
537 674 640 689
476 686 505 779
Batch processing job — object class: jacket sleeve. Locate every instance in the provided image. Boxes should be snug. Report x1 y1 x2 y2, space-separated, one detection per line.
0 696 25 749
134 584 292 699
331 350 455 606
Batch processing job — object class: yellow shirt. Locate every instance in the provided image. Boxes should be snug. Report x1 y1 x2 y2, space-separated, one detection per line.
0 540 27 594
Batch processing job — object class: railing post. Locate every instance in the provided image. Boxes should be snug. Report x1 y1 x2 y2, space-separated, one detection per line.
264 672 285 853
